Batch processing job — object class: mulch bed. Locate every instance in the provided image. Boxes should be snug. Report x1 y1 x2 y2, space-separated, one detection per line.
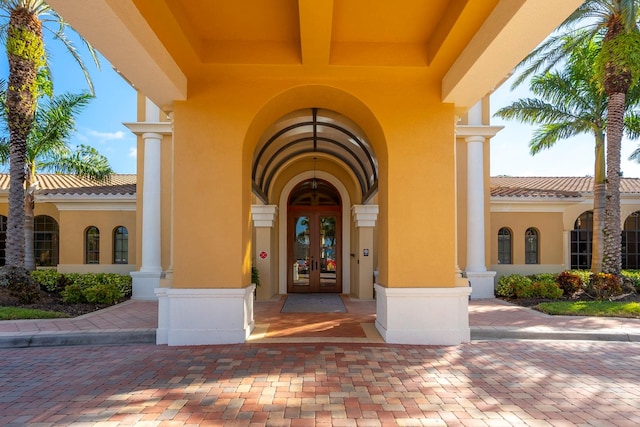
0 287 116 317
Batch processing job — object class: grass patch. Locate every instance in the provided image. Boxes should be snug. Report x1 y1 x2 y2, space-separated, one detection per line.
0 306 69 320
535 301 640 318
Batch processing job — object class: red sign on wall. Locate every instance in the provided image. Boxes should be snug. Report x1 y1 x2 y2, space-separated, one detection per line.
259 251 268 259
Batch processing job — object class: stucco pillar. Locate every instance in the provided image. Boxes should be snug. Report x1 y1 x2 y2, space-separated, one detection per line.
457 102 502 299
352 205 378 299
125 99 172 300
252 205 277 301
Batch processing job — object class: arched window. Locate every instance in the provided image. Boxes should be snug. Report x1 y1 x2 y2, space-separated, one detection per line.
497 227 512 264
525 228 539 264
85 226 100 264
34 215 59 266
0 215 6 266
113 226 128 264
571 211 593 269
623 211 640 269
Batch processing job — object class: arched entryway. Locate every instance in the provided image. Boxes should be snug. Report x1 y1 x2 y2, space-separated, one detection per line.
288 178 342 293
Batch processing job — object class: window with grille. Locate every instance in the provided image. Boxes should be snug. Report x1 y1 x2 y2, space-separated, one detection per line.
571 211 592 270
497 227 512 264
85 226 100 264
113 226 128 264
525 228 539 264
34 215 59 266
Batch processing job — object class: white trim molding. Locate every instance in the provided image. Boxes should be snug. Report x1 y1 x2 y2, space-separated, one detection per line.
155 285 255 346
374 284 472 345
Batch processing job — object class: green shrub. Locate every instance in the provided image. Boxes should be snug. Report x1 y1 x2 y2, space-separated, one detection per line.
59 273 131 296
0 266 40 304
496 274 531 298
569 270 592 288
102 273 132 297
30 269 63 293
556 271 583 296
528 279 563 299
61 283 86 303
586 273 623 300
83 283 122 305
622 270 640 292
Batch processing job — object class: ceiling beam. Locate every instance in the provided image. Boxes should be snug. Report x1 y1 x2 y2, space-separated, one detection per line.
298 0 334 66
442 0 582 110
47 0 187 109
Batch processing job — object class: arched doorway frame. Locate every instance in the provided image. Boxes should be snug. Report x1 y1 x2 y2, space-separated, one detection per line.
279 170 352 295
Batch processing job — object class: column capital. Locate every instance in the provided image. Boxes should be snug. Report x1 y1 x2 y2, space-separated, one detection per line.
124 121 173 136
251 205 278 227
455 125 503 139
352 204 379 227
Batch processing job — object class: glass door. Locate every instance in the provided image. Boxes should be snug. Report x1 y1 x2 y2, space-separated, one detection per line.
288 209 341 293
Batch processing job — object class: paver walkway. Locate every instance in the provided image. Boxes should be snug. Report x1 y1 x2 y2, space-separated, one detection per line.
1 340 639 426
2 297 640 344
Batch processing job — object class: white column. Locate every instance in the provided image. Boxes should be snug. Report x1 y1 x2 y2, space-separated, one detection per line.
457 102 502 299
140 132 162 273
466 135 487 272
124 99 173 300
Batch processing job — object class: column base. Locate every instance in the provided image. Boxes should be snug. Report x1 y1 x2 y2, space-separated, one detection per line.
155 285 255 346
130 271 163 300
466 271 497 299
374 284 471 345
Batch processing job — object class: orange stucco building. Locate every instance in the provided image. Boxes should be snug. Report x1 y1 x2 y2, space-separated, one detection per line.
45 0 583 345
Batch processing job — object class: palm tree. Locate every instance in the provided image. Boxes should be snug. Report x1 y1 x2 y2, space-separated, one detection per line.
0 0 99 268
496 38 640 272
512 0 640 275
0 86 113 270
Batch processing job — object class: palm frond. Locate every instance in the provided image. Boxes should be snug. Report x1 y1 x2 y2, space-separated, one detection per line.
41 144 113 182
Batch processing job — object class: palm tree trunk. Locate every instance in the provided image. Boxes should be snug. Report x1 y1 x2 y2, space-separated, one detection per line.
602 92 625 275
591 131 605 273
24 190 35 271
4 8 43 268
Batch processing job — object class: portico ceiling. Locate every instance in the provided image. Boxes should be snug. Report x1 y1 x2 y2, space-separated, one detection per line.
47 0 582 110
252 108 377 204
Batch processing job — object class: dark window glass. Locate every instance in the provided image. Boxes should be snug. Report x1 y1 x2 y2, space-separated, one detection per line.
570 211 592 270
113 226 128 264
498 227 512 264
85 226 100 264
623 212 640 269
525 228 539 264
34 215 59 267
0 215 6 266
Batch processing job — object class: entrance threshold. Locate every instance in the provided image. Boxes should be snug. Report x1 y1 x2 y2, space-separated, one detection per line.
250 294 382 343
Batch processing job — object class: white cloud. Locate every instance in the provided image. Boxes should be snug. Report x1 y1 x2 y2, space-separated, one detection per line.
86 129 127 141
128 147 137 158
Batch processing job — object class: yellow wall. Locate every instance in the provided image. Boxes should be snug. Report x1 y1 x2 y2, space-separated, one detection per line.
167 71 458 289
490 211 564 265
0 200 136 269
58 210 136 265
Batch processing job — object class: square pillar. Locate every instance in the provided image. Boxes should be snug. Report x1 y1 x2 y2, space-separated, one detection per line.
352 205 378 299
252 205 278 300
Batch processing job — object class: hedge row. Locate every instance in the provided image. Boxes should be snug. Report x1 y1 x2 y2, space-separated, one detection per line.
496 270 640 300
30 270 132 305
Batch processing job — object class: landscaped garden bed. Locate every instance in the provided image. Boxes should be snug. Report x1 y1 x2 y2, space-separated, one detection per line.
0 268 131 319
497 270 640 318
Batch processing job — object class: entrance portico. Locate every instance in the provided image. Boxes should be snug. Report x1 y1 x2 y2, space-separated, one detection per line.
48 0 583 346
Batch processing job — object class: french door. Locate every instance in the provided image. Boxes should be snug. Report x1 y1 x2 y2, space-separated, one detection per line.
288 207 341 293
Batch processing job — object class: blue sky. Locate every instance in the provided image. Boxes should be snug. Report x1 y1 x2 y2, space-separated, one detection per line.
0 32 138 174
490 75 640 178
3 29 640 178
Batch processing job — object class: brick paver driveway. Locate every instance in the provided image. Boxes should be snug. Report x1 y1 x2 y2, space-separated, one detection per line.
2 341 639 426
